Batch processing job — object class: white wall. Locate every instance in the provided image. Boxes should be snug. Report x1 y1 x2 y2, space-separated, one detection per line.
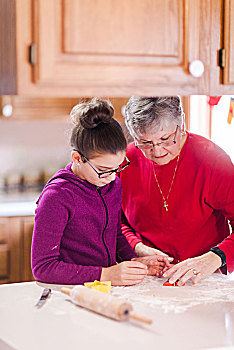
189 95 234 163
189 95 210 139
211 95 234 163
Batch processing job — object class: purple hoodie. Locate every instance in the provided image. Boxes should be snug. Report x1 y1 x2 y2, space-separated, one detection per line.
31 162 137 285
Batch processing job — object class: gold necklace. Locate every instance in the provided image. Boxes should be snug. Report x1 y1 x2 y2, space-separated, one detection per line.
152 153 180 212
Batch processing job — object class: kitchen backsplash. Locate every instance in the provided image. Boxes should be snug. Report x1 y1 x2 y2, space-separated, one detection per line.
0 119 71 194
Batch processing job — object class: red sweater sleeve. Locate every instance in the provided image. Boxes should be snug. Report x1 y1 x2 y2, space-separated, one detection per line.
116 209 138 261
121 210 142 249
206 153 234 273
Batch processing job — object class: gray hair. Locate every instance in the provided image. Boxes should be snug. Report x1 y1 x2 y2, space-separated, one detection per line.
125 96 184 139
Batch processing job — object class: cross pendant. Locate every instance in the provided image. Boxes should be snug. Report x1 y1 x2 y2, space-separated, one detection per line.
163 201 169 211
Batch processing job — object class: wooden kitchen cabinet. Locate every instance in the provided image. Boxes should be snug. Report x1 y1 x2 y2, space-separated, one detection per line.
18 0 207 96
210 0 234 93
15 0 212 96
0 0 233 96
0 216 34 284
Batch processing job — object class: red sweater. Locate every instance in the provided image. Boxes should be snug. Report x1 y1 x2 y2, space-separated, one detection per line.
120 133 234 273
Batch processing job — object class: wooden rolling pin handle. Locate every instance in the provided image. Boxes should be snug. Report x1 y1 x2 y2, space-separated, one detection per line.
129 311 152 325
61 287 72 296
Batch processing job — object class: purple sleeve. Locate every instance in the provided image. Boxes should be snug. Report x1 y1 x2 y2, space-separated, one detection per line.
31 188 102 285
116 208 138 262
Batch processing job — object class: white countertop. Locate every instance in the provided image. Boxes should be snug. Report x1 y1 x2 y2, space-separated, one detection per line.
0 274 234 350
0 193 39 216
0 201 37 217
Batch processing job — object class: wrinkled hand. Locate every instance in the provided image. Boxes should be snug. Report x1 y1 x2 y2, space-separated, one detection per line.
100 261 148 286
133 255 172 277
163 252 222 286
135 242 173 260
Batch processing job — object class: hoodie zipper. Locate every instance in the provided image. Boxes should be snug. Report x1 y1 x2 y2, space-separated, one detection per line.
96 187 111 266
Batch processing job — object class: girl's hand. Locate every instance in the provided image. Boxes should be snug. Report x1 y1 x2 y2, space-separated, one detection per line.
163 252 222 286
132 255 173 277
100 261 148 286
135 242 173 260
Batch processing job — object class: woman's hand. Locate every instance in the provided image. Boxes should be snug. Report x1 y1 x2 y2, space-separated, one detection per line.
135 242 173 260
163 252 222 286
100 261 148 286
132 255 172 277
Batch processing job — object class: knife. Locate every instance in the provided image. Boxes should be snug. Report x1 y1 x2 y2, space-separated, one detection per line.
35 288 51 308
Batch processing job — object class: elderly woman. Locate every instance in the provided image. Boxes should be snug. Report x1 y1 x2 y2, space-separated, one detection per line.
120 96 234 285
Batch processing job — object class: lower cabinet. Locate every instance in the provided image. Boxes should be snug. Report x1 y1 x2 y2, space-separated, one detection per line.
0 216 34 284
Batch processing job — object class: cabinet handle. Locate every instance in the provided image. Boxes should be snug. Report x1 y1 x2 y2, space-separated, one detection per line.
189 60 204 78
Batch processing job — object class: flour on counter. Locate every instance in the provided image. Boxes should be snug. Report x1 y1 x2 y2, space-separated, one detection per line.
111 274 234 314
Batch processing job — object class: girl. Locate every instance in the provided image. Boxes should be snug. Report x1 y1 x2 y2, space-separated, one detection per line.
31 98 170 286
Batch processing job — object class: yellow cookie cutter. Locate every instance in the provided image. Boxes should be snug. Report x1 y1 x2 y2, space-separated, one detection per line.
84 280 111 294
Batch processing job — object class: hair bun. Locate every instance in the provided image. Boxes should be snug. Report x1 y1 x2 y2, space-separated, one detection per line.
70 98 114 129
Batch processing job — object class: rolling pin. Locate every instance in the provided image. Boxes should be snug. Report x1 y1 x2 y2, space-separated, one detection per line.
61 285 152 324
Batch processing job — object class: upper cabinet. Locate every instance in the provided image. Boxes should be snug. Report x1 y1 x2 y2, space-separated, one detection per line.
17 0 208 96
210 0 234 93
0 0 233 96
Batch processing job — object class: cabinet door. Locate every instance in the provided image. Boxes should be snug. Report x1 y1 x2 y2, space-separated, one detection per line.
16 0 209 96
0 218 11 283
22 217 34 282
223 0 234 85
0 216 34 284
210 0 234 93
0 244 9 281
0 217 22 283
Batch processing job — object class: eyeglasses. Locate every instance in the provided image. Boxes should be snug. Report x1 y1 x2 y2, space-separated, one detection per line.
134 125 180 150
75 151 130 178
